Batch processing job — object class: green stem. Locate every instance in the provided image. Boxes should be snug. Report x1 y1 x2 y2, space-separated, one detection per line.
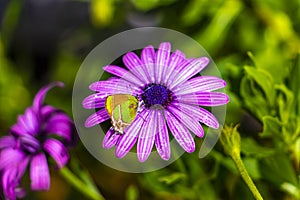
59 166 105 200
231 150 263 200
220 125 264 200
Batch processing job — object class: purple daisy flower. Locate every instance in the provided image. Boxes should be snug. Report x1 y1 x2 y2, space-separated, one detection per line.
0 82 76 200
83 42 229 162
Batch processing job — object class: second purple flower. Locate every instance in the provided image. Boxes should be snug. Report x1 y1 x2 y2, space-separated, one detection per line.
0 82 76 200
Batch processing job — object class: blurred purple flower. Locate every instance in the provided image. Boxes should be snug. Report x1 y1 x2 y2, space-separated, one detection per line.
83 42 229 162
0 82 76 200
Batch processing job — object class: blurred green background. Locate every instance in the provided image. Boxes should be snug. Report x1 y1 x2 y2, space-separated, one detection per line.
0 0 299 199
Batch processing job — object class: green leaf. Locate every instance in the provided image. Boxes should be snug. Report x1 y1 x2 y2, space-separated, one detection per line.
181 0 208 26
289 53 300 117
260 153 298 186
158 172 187 185
243 158 261 179
240 76 270 120
241 138 275 157
281 182 300 199
275 84 294 123
244 66 275 106
209 150 237 175
195 0 243 53
293 138 300 173
260 116 282 138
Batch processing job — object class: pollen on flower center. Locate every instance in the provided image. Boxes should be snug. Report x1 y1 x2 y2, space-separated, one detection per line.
141 84 172 108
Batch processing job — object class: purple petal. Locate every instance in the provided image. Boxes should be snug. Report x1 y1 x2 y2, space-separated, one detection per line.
155 110 170 160
102 128 121 149
172 103 219 128
43 138 69 168
137 110 157 162
24 108 40 135
45 110 72 125
16 108 39 136
164 50 186 86
103 65 145 87
177 92 229 106
19 135 41 153
85 108 110 128
45 113 74 143
0 136 16 149
2 157 29 200
167 105 204 138
170 57 210 89
2 169 19 200
173 76 227 95
14 188 27 200
30 153 50 191
164 109 195 153
33 82 64 112
82 94 105 109
10 124 27 137
0 148 26 170
40 105 57 121
123 52 149 84
141 45 155 83
155 42 171 84
115 110 148 158
2 169 18 200
82 93 107 110
89 79 141 95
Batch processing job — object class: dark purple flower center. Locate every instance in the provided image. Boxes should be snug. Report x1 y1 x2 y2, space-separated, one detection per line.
142 84 172 108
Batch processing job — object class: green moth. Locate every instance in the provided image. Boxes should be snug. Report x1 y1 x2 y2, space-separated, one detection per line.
105 94 139 134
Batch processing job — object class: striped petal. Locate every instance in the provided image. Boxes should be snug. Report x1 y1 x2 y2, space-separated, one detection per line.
170 57 210 89
177 92 229 106
85 108 110 127
82 93 107 110
89 79 141 95
102 128 121 149
155 109 170 160
103 65 144 87
141 45 155 83
123 52 149 84
173 76 227 95
155 42 171 84
165 110 195 153
173 102 219 129
164 50 186 86
167 105 204 138
115 110 148 158
137 109 157 162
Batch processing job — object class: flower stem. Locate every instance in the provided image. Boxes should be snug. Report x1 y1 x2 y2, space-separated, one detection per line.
231 149 263 200
220 125 263 200
59 166 105 200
